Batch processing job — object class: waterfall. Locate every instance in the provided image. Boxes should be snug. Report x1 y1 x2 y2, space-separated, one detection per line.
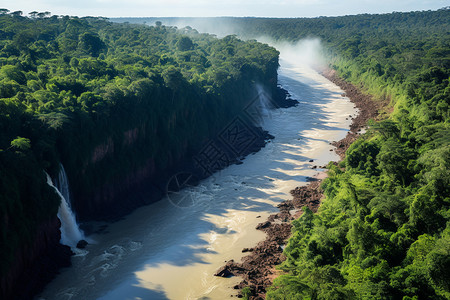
46 166 84 248
55 164 71 208
255 84 273 125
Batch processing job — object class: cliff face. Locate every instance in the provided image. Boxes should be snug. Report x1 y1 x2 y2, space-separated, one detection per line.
2 79 292 300
0 217 72 300
1 69 291 300
75 156 161 221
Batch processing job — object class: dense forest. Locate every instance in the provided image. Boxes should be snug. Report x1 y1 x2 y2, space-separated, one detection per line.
121 8 450 300
0 10 280 294
1 7 449 300
233 9 449 300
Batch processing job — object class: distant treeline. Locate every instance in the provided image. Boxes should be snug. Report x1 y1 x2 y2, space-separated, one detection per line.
0 11 279 278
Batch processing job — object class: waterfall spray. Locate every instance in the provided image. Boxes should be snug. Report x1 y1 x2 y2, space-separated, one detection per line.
46 168 84 248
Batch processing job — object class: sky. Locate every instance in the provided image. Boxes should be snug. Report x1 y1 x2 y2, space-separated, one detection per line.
1 0 448 18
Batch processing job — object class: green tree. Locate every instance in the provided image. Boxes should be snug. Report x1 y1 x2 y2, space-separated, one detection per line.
177 36 194 51
77 32 106 57
10 136 31 151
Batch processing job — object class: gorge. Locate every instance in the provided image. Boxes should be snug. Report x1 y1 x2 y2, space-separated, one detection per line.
38 51 357 300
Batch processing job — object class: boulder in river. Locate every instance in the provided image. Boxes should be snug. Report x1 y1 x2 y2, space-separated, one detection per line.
214 261 235 277
256 221 271 230
76 240 88 249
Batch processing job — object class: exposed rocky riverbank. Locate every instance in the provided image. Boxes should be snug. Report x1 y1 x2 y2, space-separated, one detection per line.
322 69 387 158
216 180 322 299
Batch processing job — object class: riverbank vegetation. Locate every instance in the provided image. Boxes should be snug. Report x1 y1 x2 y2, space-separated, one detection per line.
0 10 279 282
228 9 449 299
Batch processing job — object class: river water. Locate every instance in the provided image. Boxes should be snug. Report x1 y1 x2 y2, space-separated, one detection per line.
39 54 356 300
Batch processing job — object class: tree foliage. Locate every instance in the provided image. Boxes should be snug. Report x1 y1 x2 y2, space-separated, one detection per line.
220 9 450 300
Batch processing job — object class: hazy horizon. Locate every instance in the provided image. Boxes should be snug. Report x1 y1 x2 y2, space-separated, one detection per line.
2 0 448 18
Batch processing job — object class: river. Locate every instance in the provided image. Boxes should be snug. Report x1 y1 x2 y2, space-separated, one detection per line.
38 52 357 300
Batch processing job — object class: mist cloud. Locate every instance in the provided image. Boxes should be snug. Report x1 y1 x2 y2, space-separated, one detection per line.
266 38 327 69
